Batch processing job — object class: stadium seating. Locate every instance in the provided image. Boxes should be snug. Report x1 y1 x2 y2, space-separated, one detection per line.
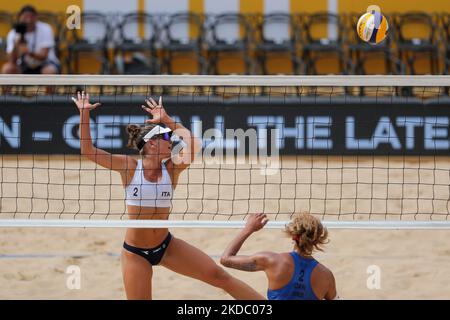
255 12 300 75
1 10 449 79
66 12 111 74
161 12 206 74
299 12 349 75
394 12 440 75
204 13 254 75
442 13 450 75
114 12 159 75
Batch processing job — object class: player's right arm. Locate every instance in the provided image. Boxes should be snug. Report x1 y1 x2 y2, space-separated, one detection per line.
220 213 278 272
73 91 133 173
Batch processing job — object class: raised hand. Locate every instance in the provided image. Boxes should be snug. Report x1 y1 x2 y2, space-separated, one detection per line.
142 96 169 124
72 91 101 112
244 213 269 233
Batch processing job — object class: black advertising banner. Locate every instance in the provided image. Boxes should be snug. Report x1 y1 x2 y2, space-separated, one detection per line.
0 96 449 155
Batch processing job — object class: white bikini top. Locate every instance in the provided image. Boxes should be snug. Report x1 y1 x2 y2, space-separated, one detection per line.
125 160 173 208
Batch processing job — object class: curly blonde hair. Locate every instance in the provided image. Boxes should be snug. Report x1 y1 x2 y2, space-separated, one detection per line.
285 212 329 256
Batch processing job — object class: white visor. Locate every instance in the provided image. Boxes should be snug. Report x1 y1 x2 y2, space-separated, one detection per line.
142 125 172 142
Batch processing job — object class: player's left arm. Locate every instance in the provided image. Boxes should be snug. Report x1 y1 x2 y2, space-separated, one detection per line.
142 96 202 171
221 213 276 272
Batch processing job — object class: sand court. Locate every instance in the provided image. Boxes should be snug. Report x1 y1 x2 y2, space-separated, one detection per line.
1 156 450 299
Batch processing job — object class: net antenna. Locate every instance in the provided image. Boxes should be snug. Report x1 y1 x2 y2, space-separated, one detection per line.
0 75 449 229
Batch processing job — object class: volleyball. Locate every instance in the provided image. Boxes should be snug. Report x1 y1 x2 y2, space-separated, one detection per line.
357 10 389 44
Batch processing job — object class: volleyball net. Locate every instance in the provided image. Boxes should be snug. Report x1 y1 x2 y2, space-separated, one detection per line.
0 75 449 229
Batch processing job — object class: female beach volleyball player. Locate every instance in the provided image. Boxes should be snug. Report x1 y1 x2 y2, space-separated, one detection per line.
221 213 338 300
72 91 264 300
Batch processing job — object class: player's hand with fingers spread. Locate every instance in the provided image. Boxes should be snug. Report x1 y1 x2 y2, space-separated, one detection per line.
72 91 101 112
142 96 170 124
244 213 269 233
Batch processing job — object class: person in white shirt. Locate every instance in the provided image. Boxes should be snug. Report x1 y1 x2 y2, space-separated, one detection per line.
1 5 60 75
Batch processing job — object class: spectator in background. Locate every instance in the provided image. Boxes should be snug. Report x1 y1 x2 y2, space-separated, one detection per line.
1 5 60 75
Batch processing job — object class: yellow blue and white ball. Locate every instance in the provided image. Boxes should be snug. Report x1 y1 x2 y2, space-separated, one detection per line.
357 11 389 44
